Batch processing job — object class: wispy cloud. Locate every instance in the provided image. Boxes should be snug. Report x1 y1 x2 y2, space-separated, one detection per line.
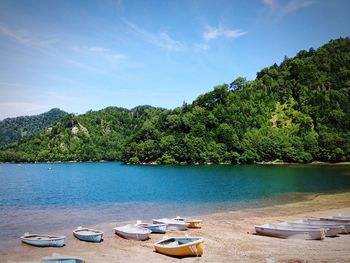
262 0 277 10
194 42 209 51
262 0 314 16
0 24 126 74
124 20 185 52
73 46 127 62
0 102 50 120
0 24 59 47
203 25 246 41
282 0 314 15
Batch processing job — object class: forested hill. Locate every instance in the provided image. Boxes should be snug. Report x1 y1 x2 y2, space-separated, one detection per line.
122 37 350 164
0 38 349 164
0 106 162 162
0 108 68 148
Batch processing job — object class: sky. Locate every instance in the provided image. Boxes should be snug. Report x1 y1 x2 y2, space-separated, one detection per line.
0 0 349 119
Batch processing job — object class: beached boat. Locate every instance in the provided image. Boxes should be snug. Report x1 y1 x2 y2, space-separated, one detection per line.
153 218 189 231
154 236 203 257
21 233 65 247
305 219 350 233
173 216 203 228
73 227 104 242
293 219 347 233
135 220 167 234
282 222 341 237
332 216 350 220
254 224 325 240
320 216 350 222
114 224 151 240
42 255 85 263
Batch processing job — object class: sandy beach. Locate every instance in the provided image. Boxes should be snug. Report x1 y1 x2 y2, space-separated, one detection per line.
1 192 350 263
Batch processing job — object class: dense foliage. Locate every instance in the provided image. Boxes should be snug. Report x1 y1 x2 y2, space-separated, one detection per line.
0 108 67 148
0 38 349 164
0 106 156 162
122 38 350 164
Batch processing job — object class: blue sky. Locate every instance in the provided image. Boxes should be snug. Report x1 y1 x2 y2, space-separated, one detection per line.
0 0 349 119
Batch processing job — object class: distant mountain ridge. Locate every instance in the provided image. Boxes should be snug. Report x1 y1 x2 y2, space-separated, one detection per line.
0 108 68 148
0 106 162 162
0 37 349 163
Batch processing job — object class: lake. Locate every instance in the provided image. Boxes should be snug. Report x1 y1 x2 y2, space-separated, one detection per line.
0 162 350 240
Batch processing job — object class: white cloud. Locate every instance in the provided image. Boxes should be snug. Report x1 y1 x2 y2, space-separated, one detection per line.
194 43 209 51
0 102 50 120
124 20 185 52
73 46 126 62
262 0 314 16
0 24 59 47
203 25 246 41
262 0 277 9
282 0 313 14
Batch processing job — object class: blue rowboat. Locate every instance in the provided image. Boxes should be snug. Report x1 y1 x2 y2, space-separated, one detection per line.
21 233 65 247
42 255 85 263
73 227 103 242
136 221 167 234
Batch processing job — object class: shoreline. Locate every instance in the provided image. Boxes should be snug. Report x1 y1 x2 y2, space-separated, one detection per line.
1 192 350 262
1 160 350 165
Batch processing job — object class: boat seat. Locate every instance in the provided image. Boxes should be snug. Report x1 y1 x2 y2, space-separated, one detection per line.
167 241 179 247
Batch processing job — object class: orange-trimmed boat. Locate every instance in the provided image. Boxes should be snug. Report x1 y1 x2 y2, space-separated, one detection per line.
154 236 203 257
173 216 203 228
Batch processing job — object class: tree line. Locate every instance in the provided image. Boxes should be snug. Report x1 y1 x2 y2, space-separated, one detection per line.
1 38 349 164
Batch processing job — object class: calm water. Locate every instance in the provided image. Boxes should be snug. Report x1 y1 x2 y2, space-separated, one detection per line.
0 162 350 240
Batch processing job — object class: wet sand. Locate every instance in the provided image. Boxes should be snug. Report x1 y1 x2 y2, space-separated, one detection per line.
1 192 350 263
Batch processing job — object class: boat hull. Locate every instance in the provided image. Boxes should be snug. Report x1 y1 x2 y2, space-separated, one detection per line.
305 219 350 233
287 222 343 237
320 217 350 223
255 225 325 240
21 235 65 247
173 217 203 229
187 221 202 229
142 224 167 234
73 232 103 242
153 219 188 231
41 257 85 263
114 225 150 241
154 237 203 257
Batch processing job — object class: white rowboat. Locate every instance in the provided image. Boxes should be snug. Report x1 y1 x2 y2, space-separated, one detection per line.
282 222 341 237
255 224 325 240
153 218 189 231
73 227 104 242
114 224 150 241
21 233 65 247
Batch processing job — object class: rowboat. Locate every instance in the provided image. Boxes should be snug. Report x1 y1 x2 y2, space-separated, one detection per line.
21 233 65 247
305 219 350 233
73 227 104 242
153 218 189 231
42 255 85 263
330 215 350 220
114 224 151 240
281 222 341 237
173 216 203 228
154 236 203 257
135 220 167 234
320 216 350 222
254 224 325 240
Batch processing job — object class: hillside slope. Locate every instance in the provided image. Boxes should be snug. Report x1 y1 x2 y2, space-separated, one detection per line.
0 106 161 162
121 37 350 164
1 38 349 163
0 108 68 148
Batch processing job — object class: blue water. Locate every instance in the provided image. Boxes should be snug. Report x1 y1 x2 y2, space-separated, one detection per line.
0 162 350 240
